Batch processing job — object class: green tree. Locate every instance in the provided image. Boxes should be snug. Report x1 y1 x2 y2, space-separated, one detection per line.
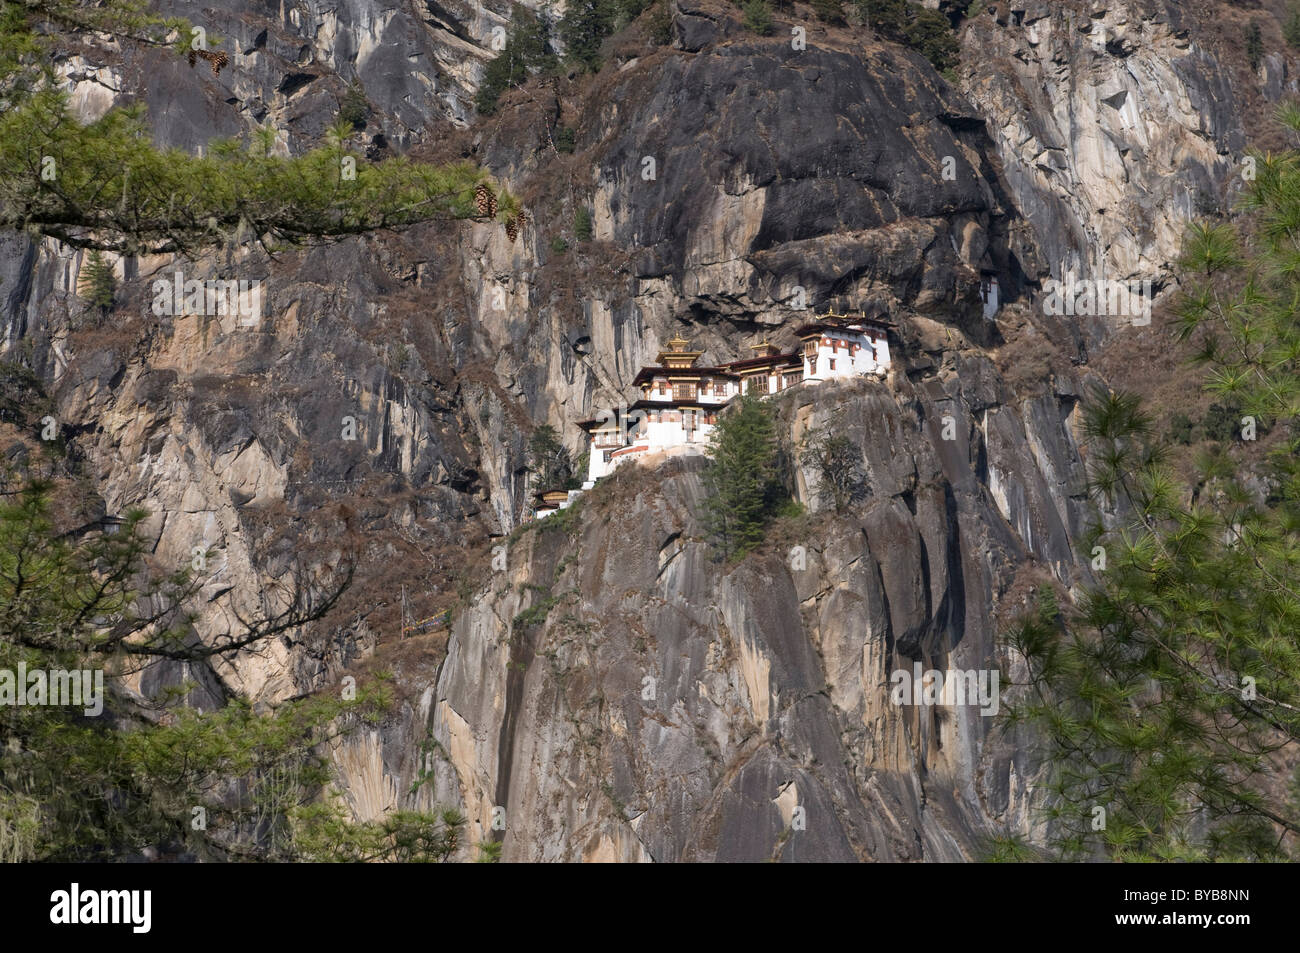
0 472 483 861
475 6 558 115
1000 107 1300 861
799 422 865 512
290 805 469 862
1287 3 1300 50
559 0 616 72
701 396 785 560
853 0 908 34
647 1 675 45
614 0 655 24
0 474 351 856
78 249 115 316
339 82 369 130
1166 411 1196 445
812 0 845 25
0 0 515 255
1202 401 1245 442
901 8 959 72
574 206 593 241
528 424 575 491
742 0 774 35
1246 21 1264 72
850 0 958 71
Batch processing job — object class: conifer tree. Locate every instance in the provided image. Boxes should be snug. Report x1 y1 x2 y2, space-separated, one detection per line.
1246 21 1265 72
0 0 516 254
741 0 774 36
559 0 615 72
701 396 785 560
1287 3 1300 50
78 249 115 316
574 207 593 241
475 6 558 115
528 424 575 491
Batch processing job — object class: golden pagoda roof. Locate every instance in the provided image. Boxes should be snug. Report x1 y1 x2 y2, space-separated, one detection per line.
656 333 703 368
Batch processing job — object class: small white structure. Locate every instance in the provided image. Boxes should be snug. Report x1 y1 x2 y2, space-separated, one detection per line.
793 317 890 383
532 489 581 520
981 275 1000 320
576 313 894 486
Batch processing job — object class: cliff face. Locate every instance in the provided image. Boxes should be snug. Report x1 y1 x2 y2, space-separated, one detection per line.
960 0 1253 286
0 0 1278 858
422 29 1097 859
431 362 1091 860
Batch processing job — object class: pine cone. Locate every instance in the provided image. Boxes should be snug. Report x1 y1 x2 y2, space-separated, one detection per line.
516 209 529 229
505 218 518 242
474 183 492 218
189 49 229 77
487 191 499 218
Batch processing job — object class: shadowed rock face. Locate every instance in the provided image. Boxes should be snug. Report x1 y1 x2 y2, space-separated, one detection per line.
571 40 1037 325
0 0 1261 858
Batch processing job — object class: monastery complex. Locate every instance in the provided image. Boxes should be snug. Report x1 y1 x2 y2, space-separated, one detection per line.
533 312 895 518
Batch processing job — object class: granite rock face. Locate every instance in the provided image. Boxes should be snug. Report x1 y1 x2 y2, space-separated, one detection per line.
431 358 1090 860
0 0 1267 859
960 0 1246 285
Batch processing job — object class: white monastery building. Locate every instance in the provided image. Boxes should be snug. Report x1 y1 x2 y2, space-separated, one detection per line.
574 311 894 486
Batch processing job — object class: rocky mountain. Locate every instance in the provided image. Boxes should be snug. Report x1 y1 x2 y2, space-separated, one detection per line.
1 0 1285 859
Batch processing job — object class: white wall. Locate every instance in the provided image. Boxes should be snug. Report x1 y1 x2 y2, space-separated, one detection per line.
873 333 890 368
587 430 624 481
804 330 889 380
982 278 1000 320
